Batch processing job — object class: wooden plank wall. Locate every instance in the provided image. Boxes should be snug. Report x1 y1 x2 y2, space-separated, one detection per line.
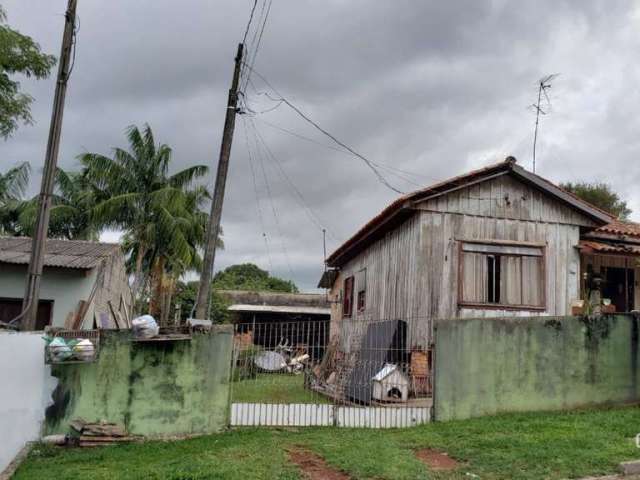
92 251 132 328
418 174 597 227
420 212 581 320
331 214 424 349
330 173 593 346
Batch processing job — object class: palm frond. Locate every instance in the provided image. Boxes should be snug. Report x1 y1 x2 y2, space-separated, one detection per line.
169 165 209 189
92 192 141 226
1 162 31 201
126 125 148 163
79 153 128 190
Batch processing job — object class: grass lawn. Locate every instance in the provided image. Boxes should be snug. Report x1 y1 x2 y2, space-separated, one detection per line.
15 405 640 480
231 373 330 404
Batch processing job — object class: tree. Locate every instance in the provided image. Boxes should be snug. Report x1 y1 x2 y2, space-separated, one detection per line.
172 264 299 323
212 263 299 293
79 124 214 317
560 182 631 220
17 168 103 240
0 161 30 234
0 5 56 138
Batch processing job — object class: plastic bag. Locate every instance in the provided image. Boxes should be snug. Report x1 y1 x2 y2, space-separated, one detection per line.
72 339 95 361
48 336 72 362
131 315 159 339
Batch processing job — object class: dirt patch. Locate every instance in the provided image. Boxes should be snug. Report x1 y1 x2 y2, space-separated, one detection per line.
288 448 351 480
415 448 459 471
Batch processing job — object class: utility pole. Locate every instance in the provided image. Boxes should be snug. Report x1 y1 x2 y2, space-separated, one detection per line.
19 0 78 330
194 43 244 320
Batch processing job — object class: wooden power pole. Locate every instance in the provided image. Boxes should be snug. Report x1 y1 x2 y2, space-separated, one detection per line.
20 0 78 330
194 43 244 320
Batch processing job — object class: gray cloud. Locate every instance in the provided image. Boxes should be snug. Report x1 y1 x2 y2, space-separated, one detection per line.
2 0 639 291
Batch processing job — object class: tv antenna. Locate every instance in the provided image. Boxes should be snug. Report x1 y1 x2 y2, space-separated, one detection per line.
530 73 559 173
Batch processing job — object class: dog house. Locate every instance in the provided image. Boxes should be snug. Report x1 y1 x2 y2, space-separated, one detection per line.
372 363 409 403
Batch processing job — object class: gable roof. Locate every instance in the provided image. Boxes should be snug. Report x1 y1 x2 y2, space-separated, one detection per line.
0 237 121 269
326 157 614 267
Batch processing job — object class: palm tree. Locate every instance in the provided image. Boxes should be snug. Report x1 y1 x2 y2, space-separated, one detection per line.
0 161 30 235
79 124 214 316
145 185 221 324
17 168 102 240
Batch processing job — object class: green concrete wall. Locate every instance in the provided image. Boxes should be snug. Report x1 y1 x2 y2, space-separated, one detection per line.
44 326 233 437
434 315 640 421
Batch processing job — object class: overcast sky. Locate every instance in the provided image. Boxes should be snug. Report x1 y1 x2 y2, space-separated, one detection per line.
3 1 640 291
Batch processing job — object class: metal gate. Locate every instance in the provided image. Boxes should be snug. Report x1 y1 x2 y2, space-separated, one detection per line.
229 318 433 428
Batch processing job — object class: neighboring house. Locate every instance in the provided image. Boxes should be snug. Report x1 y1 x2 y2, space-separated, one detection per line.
580 219 640 312
0 237 131 330
318 157 638 349
221 289 330 323
220 289 330 360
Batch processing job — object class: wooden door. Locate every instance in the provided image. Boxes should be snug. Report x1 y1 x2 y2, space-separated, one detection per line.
0 298 53 330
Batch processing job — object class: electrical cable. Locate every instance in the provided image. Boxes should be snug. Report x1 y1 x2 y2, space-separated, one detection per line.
246 118 295 280
253 117 432 188
249 118 340 242
242 64 406 195
241 117 274 273
242 0 273 93
241 0 258 45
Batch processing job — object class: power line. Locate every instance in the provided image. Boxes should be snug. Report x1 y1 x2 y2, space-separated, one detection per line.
253 117 433 187
249 118 340 242
245 0 267 61
241 117 274 273
241 0 258 45
243 63 406 195
241 0 273 93
238 1 259 85
246 117 295 280
239 91 284 115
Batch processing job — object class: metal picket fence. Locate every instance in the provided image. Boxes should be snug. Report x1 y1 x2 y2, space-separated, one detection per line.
229 317 433 428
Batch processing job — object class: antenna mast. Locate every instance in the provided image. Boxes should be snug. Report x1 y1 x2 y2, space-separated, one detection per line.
322 228 327 271
530 74 558 173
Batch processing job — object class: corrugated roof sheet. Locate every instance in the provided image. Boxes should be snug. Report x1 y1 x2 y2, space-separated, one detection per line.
579 240 640 256
0 237 121 269
227 304 330 315
217 290 330 308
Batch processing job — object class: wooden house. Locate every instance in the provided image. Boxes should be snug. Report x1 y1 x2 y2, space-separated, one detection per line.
318 157 640 350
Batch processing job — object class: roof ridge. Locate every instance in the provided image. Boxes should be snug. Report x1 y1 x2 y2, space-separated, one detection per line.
326 157 614 267
0 235 120 247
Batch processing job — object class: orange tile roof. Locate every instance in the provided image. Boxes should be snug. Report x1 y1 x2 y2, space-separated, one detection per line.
579 239 640 256
594 219 640 238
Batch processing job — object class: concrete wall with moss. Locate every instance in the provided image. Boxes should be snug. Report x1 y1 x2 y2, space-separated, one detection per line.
434 315 640 421
44 326 233 437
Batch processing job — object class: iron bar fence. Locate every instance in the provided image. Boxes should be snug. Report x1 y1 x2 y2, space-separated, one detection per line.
229 317 434 427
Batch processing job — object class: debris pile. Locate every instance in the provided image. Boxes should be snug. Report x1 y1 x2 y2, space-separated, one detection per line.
70 419 138 447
